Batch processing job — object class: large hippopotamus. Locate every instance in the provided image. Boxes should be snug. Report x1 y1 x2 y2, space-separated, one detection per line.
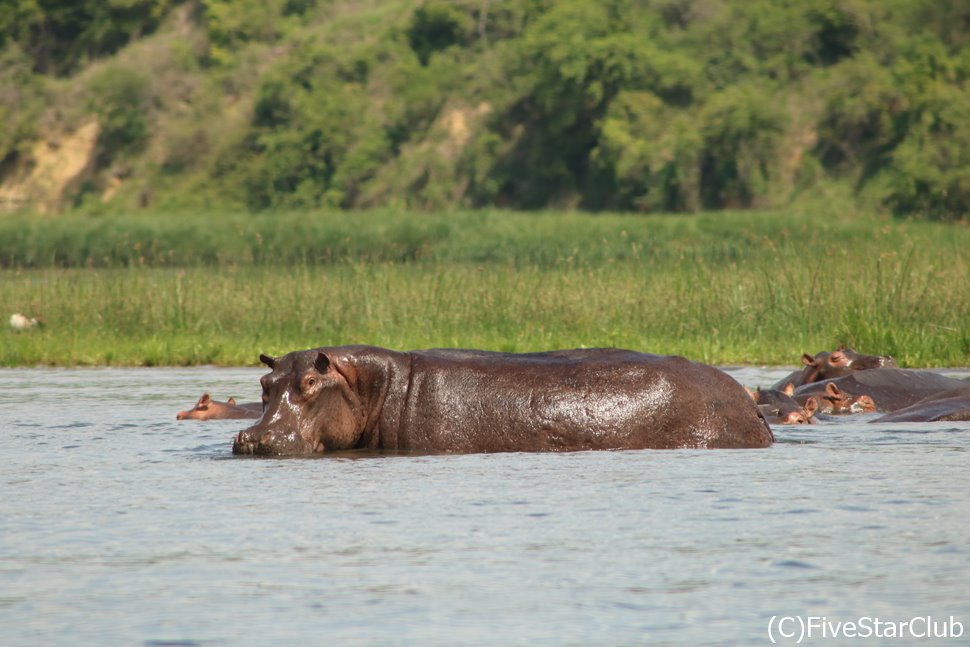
232 346 774 456
771 347 896 390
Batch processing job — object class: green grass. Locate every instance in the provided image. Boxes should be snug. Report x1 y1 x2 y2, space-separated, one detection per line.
2 210 969 367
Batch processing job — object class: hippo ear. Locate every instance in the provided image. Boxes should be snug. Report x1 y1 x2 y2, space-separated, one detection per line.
314 351 331 374
227 397 237 405
260 353 276 369
825 382 842 397
198 392 211 406
801 353 817 367
804 396 818 416
782 382 795 396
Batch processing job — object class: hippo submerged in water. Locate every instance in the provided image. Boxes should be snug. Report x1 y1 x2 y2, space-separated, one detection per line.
871 386 970 422
232 345 774 456
794 369 967 413
747 384 817 425
177 393 262 420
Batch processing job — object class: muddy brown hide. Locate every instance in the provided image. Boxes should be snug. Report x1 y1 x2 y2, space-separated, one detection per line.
793 369 967 413
871 386 970 422
233 346 774 456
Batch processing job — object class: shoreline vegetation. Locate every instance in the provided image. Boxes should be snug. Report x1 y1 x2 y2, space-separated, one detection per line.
2 209 968 368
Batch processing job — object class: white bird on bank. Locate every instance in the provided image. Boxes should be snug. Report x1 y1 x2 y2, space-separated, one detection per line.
9 313 41 330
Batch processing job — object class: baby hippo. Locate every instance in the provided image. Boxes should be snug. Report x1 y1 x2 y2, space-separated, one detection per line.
795 382 876 415
177 393 262 421
748 384 817 425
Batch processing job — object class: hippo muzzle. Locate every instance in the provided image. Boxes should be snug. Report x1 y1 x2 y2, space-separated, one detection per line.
232 425 320 456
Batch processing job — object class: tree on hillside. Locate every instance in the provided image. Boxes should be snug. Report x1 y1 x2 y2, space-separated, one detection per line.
1 0 174 74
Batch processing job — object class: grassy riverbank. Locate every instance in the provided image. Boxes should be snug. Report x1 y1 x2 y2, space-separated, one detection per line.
2 210 968 367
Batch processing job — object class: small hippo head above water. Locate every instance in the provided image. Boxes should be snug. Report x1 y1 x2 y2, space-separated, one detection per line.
814 382 877 415
234 350 367 455
748 383 817 425
177 392 262 421
772 347 897 390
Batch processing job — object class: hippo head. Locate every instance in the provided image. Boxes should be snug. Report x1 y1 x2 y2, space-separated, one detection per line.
838 347 897 371
748 384 817 425
799 351 848 383
177 392 223 420
233 349 366 456
820 383 877 414
799 347 896 384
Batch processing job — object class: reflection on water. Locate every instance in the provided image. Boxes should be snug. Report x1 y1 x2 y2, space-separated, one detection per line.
1 366 969 646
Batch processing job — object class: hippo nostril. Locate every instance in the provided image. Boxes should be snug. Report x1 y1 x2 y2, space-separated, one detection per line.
233 430 257 455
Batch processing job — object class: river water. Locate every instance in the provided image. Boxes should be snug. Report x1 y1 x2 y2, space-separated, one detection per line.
1 365 969 646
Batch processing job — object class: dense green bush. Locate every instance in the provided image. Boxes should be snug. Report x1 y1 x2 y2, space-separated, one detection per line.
407 0 476 65
86 65 153 163
698 83 788 209
1 0 173 75
0 44 45 163
878 36 970 220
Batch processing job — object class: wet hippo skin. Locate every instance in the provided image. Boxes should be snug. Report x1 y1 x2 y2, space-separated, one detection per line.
794 369 967 413
872 386 970 422
233 346 774 456
771 347 897 390
748 384 817 425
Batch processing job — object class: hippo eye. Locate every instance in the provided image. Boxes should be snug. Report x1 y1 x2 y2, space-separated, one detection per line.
305 377 317 388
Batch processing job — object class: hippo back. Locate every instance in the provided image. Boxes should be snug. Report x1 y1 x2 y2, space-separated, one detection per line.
795 369 966 412
872 386 970 422
390 348 773 451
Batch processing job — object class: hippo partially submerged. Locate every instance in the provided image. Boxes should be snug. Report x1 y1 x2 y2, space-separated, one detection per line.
794 369 967 413
233 346 773 456
177 393 262 421
872 386 970 422
748 384 817 425
771 347 897 390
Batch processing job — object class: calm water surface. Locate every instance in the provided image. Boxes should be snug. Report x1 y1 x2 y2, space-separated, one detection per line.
2 366 969 646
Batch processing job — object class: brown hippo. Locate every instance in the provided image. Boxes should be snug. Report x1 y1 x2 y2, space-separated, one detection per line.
747 384 817 425
794 369 967 413
793 382 877 415
770 347 897 390
232 346 774 456
749 384 818 424
177 393 262 421
871 386 970 422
